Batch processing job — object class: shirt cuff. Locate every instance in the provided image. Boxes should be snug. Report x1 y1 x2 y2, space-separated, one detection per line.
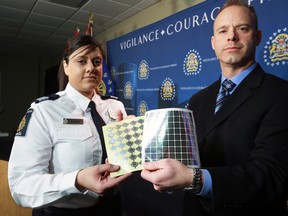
59 170 81 194
199 169 212 199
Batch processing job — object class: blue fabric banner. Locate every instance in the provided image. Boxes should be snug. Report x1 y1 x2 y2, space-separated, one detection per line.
107 0 288 115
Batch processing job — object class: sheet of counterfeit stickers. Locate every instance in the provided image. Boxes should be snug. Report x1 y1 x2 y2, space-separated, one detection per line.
103 116 145 177
103 108 200 177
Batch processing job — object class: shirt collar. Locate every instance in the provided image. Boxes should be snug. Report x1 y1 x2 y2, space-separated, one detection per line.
65 83 97 112
220 62 257 93
221 62 257 86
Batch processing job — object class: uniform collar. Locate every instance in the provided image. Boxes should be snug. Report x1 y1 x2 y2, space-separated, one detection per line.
65 83 98 112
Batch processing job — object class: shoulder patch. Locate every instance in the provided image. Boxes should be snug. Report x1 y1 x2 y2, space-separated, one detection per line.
34 94 60 103
15 108 33 136
100 95 119 100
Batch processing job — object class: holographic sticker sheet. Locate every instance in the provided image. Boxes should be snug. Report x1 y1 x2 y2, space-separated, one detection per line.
142 108 200 168
103 116 145 177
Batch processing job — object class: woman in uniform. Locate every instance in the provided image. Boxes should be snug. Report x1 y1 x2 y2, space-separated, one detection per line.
8 35 131 216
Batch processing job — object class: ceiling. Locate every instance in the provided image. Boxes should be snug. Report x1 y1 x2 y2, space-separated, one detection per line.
0 0 161 58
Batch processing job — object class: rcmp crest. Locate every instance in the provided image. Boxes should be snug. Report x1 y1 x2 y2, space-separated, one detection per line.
160 78 176 101
263 27 288 66
124 81 134 99
138 60 149 80
183 49 202 75
137 100 148 116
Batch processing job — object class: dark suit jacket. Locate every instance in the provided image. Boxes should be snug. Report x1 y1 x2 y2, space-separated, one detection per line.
184 64 288 216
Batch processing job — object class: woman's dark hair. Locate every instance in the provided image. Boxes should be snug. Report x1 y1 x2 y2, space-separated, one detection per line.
57 35 104 91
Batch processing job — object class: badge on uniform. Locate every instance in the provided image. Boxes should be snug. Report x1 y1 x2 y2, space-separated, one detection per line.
63 118 84 124
107 108 117 120
15 108 33 136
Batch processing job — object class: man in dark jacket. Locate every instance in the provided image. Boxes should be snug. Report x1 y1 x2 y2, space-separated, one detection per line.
141 0 288 215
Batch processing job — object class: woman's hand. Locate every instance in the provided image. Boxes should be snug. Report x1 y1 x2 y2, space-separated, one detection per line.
116 110 135 121
76 163 132 195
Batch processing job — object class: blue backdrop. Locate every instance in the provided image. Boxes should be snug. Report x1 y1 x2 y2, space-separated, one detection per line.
107 0 288 116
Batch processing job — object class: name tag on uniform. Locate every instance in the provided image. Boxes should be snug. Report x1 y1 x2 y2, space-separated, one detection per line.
63 118 84 124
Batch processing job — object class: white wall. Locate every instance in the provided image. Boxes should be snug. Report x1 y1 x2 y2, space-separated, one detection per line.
96 0 205 53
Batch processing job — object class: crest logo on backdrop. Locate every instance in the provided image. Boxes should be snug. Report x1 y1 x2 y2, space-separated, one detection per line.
124 81 134 99
138 60 149 80
263 27 288 67
160 78 176 101
137 100 149 116
183 49 202 76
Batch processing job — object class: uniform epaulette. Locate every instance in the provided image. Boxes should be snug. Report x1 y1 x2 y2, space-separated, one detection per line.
34 94 60 103
100 95 119 100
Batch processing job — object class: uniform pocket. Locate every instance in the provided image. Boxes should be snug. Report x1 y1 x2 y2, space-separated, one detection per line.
57 124 92 141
